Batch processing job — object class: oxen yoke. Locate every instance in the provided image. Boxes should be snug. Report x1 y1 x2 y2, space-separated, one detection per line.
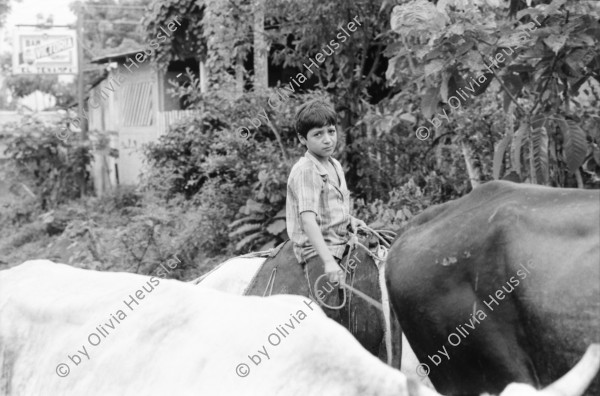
386 180 600 395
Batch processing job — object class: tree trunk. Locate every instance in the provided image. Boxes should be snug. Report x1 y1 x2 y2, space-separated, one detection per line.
575 169 584 188
461 141 480 189
235 53 244 97
253 0 268 91
199 60 208 93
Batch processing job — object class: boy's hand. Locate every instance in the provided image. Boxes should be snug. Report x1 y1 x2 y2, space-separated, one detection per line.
324 260 345 286
350 217 367 233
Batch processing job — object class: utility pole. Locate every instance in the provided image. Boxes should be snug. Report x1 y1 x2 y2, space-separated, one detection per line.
76 3 87 139
253 0 268 91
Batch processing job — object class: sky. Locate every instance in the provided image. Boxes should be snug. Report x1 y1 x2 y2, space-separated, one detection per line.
1 0 76 52
4 0 76 32
6 0 76 27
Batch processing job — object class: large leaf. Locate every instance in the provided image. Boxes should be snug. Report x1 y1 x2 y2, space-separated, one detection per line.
558 119 588 173
390 0 447 35
543 0 568 15
564 48 589 77
440 73 451 101
442 72 465 102
421 87 440 120
266 219 286 235
259 239 277 251
543 34 568 54
385 54 403 83
228 222 261 238
510 122 528 176
235 231 263 252
273 208 286 219
240 199 266 215
516 6 544 20
501 74 523 102
228 215 264 229
467 72 494 96
530 118 549 185
501 75 524 112
493 132 512 180
425 59 447 77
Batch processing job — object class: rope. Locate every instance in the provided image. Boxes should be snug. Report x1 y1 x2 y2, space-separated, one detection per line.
311 229 397 312
313 274 384 311
357 225 394 248
378 260 393 366
262 267 277 297
346 261 356 324
313 273 347 310
238 249 274 259
345 282 384 311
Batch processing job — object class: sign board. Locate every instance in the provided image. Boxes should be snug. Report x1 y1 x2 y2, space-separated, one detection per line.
12 30 78 74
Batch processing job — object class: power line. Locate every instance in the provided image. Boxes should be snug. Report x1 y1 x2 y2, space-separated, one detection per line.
83 4 147 10
15 24 73 27
85 19 141 24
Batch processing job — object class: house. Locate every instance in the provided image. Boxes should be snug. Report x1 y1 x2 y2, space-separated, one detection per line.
87 49 201 189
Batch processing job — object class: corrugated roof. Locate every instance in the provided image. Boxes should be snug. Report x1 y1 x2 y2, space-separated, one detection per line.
90 48 146 64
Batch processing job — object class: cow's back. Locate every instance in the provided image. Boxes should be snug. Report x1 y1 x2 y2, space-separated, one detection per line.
386 181 600 395
0 260 408 396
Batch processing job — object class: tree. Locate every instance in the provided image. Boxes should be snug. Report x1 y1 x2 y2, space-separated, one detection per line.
387 0 600 188
253 0 268 90
150 0 393 188
142 0 207 67
69 0 147 57
0 0 22 28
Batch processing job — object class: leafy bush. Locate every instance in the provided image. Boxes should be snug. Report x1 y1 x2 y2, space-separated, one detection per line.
1 117 93 209
141 88 310 253
388 0 600 187
355 172 467 231
94 185 143 214
0 194 39 227
1 222 47 250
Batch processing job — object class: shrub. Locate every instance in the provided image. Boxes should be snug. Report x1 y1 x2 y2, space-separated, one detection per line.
1 116 93 210
141 89 311 253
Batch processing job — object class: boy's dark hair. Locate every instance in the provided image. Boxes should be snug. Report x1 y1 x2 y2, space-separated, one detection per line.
294 99 337 139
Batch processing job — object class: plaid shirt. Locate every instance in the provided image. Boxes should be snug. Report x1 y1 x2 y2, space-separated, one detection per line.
286 151 351 263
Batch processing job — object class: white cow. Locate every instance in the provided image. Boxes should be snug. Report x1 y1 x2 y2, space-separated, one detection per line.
0 260 431 396
193 254 426 383
1 261 598 396
194 256 265 294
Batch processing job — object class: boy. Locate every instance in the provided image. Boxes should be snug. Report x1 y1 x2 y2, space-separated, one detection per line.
286 99 366 300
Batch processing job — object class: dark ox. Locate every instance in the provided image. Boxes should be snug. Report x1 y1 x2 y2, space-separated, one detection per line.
386 181 600 395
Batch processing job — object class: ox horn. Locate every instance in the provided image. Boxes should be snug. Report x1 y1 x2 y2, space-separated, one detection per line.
541 343 600 396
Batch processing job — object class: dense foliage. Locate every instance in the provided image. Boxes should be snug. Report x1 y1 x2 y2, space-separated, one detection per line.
1 118 93 209
142 89 304 253
69 0 147 56
2 0 599 274
388 0 600 187
0 119 224 277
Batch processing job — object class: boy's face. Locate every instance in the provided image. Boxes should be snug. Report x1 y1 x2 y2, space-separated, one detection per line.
299 124 337 159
